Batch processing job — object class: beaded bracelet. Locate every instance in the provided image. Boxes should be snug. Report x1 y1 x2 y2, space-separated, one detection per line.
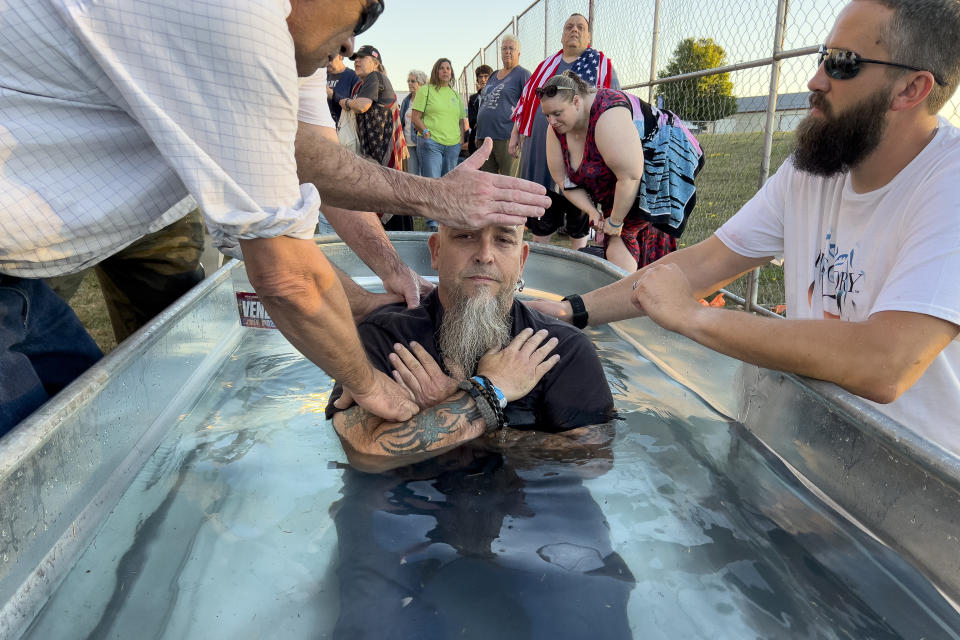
457 380 499 432
474 375 508 429
469 377 506 431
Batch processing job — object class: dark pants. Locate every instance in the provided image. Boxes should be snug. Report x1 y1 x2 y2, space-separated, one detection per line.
46 210 205 343
525 190 591 239
0 275 103 436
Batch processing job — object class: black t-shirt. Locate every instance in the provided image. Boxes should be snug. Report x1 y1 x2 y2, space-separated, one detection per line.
326 290 615 431
353 70 395 107
327 67 358 124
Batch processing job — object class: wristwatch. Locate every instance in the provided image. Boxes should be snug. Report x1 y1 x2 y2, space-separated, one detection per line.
561 294 589 329
420 128 430 137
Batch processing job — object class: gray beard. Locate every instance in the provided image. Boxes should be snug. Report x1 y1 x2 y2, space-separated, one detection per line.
437 289 512 379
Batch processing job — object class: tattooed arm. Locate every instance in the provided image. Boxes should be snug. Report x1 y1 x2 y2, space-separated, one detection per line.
332 391 488 473
332 328 562 473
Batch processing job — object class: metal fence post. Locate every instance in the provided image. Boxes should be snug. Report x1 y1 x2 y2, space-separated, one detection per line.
544 0 549 58
648 0 661 105
747 0 790 313
588 0 596 33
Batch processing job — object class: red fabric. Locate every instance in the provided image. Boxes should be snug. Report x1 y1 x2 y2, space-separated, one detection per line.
511 49 613 137
557 89 629 214
386 101 408 171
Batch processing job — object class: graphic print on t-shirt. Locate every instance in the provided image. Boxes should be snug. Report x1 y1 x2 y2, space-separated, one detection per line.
483 83 505 110
808 232 865 319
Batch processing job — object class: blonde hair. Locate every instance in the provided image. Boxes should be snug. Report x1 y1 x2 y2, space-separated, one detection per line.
539 70 594 102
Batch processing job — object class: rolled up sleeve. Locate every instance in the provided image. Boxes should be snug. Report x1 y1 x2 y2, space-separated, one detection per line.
62 0 319 257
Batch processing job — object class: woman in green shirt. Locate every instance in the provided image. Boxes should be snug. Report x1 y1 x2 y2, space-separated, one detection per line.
411 58 468 230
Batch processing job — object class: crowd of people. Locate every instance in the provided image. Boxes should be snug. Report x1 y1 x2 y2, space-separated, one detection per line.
320 13 703 267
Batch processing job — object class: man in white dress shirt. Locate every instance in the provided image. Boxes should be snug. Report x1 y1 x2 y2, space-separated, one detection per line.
0 0 550 435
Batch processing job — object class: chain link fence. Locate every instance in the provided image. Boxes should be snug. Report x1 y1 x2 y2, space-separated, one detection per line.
460 0 960 314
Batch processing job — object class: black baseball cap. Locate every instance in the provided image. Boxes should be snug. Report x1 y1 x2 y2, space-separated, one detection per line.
349 45 381 61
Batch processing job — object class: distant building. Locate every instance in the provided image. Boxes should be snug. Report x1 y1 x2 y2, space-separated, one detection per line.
713 92 809 134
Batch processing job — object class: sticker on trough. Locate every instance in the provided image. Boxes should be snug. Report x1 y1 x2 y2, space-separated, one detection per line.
236 292 276 329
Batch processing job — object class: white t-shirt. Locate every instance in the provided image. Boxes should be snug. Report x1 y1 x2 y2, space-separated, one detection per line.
716 119 960 455
0 0 319 275
298 69 336 129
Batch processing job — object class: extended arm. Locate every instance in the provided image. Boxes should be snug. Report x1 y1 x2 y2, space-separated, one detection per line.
293 124 547 227
296 121 433 307
593 107 645 231
544 127 602 225
581 235 770 324
240 236 418 421
631 260 959 403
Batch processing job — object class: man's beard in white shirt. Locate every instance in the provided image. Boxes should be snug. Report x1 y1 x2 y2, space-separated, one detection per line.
793 85 891 177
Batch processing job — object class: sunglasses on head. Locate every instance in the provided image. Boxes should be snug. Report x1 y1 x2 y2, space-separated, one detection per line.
535 85 574 99
354 0 384 37
817 45 947 86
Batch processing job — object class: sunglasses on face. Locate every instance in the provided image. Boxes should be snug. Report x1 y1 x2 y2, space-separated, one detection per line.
354 0 384 37
535 85 574 99
817 45 947 86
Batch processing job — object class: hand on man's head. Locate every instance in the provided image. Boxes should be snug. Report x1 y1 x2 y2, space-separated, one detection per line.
434 138 550 229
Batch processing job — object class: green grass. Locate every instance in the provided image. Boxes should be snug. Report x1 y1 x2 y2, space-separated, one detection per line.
70 133 794 353
67 271 117 354
681 131 795 308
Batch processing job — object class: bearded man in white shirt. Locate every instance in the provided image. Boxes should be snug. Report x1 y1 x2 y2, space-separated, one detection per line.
533 0 960 456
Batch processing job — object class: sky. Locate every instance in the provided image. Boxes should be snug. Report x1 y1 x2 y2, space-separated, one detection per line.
352 0 524 92
353 0 959 124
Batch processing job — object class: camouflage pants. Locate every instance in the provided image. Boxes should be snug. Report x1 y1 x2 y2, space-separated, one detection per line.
46 210 205 343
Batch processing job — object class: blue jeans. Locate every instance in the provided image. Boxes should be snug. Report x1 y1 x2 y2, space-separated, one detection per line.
0 276 103 436
406 144 420 176
417 137 461 229
417 137 461 179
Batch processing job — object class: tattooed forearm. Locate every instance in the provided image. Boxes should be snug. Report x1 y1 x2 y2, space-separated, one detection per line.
377 392 482 455
337 405 380 432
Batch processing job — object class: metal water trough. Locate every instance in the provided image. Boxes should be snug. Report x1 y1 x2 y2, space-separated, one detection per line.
0 233 958 638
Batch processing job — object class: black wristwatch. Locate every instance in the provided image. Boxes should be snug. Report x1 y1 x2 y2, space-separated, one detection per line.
561 294 589 329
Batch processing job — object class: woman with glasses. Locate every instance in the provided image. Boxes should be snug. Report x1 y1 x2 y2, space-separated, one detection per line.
399 70 428 176
539 71 702 272
412 58 468 232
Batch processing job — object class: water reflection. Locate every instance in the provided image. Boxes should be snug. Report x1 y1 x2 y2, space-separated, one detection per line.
331 429 635 640
19 328 960 640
